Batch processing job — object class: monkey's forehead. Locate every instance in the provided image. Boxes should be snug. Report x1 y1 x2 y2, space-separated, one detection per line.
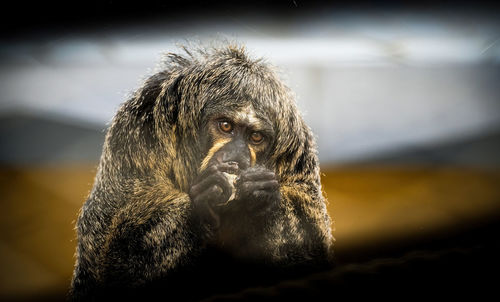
233 106 259 125
203 104 273 130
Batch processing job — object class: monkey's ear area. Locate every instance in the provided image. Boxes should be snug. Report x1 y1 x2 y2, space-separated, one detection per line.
270 120 316 178
153 74 184 126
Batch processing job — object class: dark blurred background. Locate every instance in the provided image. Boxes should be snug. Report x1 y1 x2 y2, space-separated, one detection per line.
1 1 499 300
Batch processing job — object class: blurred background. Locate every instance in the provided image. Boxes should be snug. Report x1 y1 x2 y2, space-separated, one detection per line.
1 1 499 300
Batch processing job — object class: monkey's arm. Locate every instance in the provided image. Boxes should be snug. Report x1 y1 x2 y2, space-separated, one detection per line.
96 187 202 287
85 162 243 289
275 179 333 263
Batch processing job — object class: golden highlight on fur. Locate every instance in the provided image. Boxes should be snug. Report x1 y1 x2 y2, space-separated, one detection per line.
248 146 257 166
199 138 232 172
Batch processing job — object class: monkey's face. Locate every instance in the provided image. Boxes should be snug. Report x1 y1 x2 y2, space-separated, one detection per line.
199 106 274 174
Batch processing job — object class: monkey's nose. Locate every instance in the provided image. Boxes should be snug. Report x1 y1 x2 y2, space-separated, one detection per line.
218 141 251 170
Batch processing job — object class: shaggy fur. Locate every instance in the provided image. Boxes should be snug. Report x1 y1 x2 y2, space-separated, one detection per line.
70 44 334 301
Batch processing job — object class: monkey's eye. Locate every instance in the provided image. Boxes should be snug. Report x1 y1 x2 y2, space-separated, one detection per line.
218 121 233 133
250 132 264 144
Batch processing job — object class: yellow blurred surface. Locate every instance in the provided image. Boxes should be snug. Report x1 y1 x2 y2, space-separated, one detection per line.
1 164 499 299
0 165 96 299
322 165 500 251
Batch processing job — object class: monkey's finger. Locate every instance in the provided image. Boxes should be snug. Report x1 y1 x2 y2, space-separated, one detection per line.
196 165 221 180
208 183 233 206
240 180 279 193
197 162 238 180
196 185 223 201
239 171 277 182
190 173 233 199
216 162 239 175
196 184 232 207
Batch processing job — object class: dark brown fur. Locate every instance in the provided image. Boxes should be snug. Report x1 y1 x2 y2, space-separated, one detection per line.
70 44 334 301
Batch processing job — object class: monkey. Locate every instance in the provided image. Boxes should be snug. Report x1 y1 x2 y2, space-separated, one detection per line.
70 44 334 301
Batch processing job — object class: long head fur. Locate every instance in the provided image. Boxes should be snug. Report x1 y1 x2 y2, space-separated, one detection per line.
99 43 321 198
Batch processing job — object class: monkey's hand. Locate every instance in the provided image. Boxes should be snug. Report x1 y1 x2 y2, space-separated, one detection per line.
235 166 280 216
189 163 238 227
